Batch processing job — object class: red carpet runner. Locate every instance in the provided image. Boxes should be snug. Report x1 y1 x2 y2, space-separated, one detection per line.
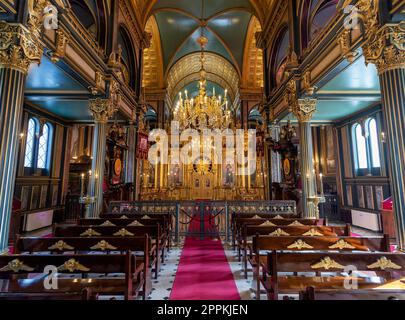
170 237 241 300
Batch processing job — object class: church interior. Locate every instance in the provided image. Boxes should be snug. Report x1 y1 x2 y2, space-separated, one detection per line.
0 0 404 301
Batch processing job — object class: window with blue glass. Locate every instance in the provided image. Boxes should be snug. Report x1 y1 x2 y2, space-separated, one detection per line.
352 117 381 175
23 118 53 172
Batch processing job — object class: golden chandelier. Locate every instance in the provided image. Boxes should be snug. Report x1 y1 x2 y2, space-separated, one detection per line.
173 35 232 131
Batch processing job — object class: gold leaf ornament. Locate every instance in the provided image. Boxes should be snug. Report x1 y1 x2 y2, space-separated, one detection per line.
311 257 346 270
0 259 34 272
48 240 75 251
287 239 314 250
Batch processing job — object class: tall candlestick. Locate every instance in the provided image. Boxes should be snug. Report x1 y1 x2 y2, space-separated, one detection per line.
319 173 324 196
80 173 85 197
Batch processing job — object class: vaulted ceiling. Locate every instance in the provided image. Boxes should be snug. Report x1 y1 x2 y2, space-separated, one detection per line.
141 0 267 101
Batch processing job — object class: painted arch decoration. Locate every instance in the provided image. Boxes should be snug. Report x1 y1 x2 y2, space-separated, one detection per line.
166 52 240 104
299 0 339 50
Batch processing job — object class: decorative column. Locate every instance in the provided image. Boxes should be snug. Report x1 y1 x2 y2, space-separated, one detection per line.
125 119 136 200
292 98 318 219
270 122 282 184
87 98 116 218
363 22 405 250
0 19 44 254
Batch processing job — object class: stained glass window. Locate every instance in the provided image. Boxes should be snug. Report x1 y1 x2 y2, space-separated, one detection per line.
24 118 37 168
37 123 51 169
353 123 368 169
368 118 381 168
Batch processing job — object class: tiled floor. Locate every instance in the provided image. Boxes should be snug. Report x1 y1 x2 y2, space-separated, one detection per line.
148 243 183 300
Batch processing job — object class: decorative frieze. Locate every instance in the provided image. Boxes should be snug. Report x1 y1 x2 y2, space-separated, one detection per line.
50 29 70 62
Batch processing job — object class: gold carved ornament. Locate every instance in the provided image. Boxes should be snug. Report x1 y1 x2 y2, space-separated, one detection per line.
341 0 404 73
302 228 324 237
57 259 90 272
127 221 144 227
260 221 276 227
367 257 402 271
100 220 116 227
292 98 317 123
113 228 134 237
48 240 75 251
269 228 290 237
50 29 69 62
287 239 314 250
80 228 102 237
90 240 117 251
0 0 48 73
89 98 117 124
0 259 34 272
289 221 305 227
311 257 346 270
328 239 356 250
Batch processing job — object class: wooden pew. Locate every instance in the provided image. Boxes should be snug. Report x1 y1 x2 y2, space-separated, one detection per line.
14 235 152 296
232 216 321 250
52 225 162 279
300 286 405 300
259 251 405 300
240 225 352 278
0 252 143 300
0 288 98 300
78 217 172 253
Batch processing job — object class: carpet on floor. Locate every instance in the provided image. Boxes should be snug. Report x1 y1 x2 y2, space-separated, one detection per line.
170 212 240 300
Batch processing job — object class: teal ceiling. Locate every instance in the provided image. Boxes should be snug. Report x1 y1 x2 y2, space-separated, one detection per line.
154 11 199 69
318 56 380 93
29 100 92 121
25 56 91 121
313 100 376 121
152 0 253 73
26 56 88 92
153 0 253 19
207 10 252 67
171 28 234 69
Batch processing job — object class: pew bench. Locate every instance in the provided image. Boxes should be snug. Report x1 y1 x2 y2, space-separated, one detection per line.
240 225 353 278
14 234 153 296
78 217 172 253
53 224 165 278
259 251 405 300
0 252 144 300
300 286 405 300
232 217 322 251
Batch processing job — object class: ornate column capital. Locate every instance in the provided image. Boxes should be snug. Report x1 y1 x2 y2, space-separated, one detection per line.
363 23 405 74
293 98 317 122
0 22 42 74
89 98 117 124
0 1 50 74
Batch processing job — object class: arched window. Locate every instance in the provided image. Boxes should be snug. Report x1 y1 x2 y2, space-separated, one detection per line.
368 118 381 168
23 118 53 172
24 118 38 168
353 123 367 170
352 117 382 174
37 123 51 169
